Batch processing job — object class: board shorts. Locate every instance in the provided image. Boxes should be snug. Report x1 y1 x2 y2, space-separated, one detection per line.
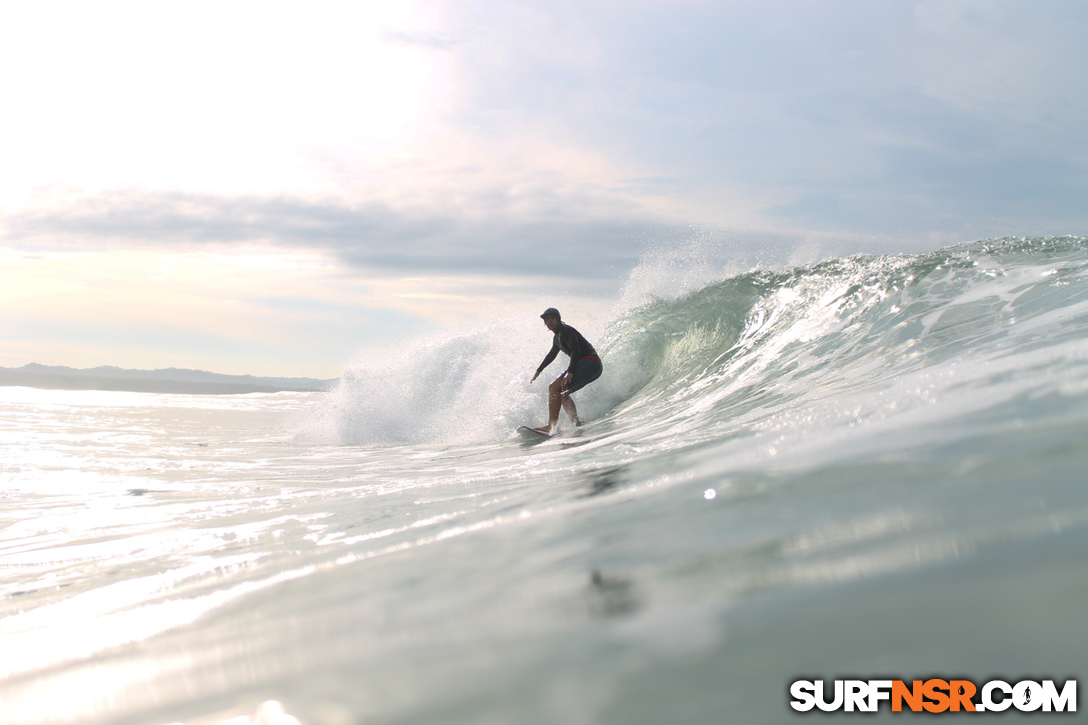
558 355 602 394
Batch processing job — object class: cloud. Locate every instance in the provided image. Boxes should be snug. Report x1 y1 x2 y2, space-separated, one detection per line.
763 88 1088 235
1 189 675 279
8 0 1086 261
7 7 1088 278
434 0 1088 238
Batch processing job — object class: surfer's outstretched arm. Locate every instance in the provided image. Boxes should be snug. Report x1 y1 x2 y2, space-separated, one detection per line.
534 341 560 383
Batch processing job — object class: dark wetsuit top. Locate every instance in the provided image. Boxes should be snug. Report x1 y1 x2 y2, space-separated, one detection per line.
537 323 599 376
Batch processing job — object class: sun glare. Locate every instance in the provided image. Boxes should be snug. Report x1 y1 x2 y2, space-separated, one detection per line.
0 1 450 203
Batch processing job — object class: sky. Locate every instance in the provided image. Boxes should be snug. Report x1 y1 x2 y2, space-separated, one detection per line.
1 0 1086 378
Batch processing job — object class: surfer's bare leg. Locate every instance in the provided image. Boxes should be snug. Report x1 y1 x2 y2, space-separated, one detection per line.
542 377 564 433
561 394 580 426
539 373 579 434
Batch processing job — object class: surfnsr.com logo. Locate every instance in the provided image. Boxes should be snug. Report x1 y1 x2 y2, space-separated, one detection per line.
789 679 1077 713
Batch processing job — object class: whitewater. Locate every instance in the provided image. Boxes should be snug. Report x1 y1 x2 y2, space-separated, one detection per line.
2 236 1086 724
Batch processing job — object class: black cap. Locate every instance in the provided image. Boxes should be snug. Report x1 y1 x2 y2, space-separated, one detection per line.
540 307 561 320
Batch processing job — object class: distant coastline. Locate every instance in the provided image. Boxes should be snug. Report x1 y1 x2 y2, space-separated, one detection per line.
0 363 335 395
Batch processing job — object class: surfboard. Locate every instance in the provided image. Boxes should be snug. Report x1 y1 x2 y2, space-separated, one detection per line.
517 425 553 440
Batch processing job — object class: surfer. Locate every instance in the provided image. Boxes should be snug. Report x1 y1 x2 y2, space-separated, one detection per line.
530 307 602 434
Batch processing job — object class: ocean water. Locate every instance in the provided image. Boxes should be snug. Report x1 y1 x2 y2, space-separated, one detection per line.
2 236 1087 724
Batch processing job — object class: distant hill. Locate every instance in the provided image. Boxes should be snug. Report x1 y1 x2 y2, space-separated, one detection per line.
0 363 335 395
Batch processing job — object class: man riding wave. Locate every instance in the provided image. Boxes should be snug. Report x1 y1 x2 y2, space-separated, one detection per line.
530 307 603 434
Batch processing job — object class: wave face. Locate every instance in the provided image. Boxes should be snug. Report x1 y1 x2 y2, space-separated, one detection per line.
591 235 1088 455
